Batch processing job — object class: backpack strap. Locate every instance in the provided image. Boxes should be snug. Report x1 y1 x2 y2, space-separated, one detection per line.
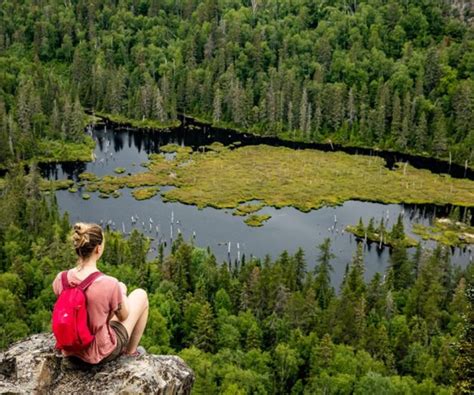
77 271 103 291
61 271 71 290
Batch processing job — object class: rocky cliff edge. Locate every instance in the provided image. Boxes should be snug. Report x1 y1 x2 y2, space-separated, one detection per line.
0 333 194 394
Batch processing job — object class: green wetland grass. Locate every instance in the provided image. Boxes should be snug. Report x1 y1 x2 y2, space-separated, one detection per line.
131 187 160 200
412 219 474 247
244 214 272 227
35 136 95 163
48 144 474 226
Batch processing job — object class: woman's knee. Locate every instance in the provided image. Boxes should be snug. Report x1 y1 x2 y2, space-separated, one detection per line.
130 288 149 308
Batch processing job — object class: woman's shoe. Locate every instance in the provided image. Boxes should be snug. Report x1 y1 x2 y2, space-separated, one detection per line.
122 346 146 358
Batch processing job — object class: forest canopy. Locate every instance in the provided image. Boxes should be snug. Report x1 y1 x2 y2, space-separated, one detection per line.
0 1 473 394
0 0 473 166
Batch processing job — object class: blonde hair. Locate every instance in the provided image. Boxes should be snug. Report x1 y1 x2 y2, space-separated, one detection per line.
72 222 104 261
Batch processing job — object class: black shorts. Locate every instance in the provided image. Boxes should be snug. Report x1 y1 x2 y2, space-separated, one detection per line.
100 320 129 364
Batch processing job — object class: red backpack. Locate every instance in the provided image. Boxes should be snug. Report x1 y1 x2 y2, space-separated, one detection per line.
52 271 102 351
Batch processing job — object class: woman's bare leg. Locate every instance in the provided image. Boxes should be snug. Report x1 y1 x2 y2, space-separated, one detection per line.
112 288 149 353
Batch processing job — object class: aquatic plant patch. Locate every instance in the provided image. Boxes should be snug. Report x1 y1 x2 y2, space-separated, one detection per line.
132 187 160 200
35 136 95 163
412 219 474 247
160 145 474 211
233 203 265 216
345 216 418 248
244 214 272 227
49 144 474 227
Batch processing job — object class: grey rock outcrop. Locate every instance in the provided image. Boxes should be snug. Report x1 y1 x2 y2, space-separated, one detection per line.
0 333 194 394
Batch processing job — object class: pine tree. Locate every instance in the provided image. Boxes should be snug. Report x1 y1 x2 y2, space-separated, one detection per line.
306 102 312 140
389 245 412 290
287 100 293 133
424 47 442 95
453 80 473 140
334 243 366 344
152 86 166 122
61 95 72 139
313 99 322 137
391 93 401 143
50 99 61 138
313 239 334 310
0 100 11 162
16 78 33 136
414 110 428 152
390 214 405 241
293 248 306 291
347 87 356 128
432 106 448 157
70 96 85 142
193 302 216 352
213 86 222 123
299 87 308 134
375 82 389 142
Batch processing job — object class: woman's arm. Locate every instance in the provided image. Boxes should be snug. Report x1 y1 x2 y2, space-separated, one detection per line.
114 281 129 321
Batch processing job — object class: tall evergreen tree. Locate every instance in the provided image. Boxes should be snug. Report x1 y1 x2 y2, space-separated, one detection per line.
313 238 334 310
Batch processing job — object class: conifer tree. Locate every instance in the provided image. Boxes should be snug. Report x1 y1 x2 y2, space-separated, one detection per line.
50 99 61 138
193 302 216 352
314 239 334 310
391 93 401 141
70 96 85 142
287 100 293 132
432 106 448 157
414 111 428 152
299 87 307 134
152 86 166 122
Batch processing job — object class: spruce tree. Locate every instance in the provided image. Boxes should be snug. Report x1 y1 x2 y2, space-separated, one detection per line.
192 301 216 352
314 239 334 310
432 106 448 157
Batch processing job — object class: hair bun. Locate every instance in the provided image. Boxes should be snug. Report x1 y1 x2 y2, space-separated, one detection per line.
72 223 90 249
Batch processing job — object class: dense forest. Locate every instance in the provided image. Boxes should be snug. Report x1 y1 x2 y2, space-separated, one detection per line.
0 0 473 167
0 165 472 394
0 1 473 394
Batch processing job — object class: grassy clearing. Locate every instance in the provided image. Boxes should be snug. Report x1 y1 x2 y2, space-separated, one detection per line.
412 219 474 247
244 214 272 227
62 144 474 227
96 112 180 130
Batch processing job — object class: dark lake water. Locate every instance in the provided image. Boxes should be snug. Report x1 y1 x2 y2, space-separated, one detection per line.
41 120 473 288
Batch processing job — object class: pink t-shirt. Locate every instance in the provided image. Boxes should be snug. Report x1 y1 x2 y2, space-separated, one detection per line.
52 269 123 364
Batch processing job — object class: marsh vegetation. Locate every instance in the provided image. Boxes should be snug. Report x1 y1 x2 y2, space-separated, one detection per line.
60 143 474 229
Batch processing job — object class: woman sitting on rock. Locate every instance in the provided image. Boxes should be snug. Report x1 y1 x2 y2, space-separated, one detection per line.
52 222 149 364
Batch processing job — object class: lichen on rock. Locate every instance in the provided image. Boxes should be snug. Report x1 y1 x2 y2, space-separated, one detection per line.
0 333 194 394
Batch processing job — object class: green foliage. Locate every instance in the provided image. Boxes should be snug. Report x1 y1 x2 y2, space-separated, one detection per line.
1 1 472 390
1 0 473 168
0 167 467 393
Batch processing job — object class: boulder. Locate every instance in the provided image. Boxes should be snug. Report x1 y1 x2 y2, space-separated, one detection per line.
0 333 194 394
